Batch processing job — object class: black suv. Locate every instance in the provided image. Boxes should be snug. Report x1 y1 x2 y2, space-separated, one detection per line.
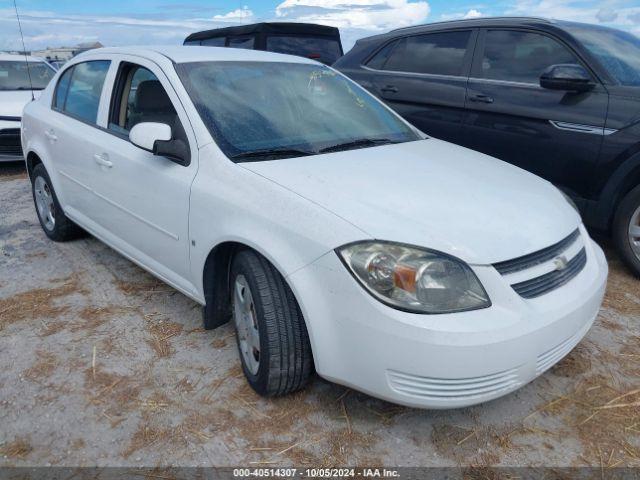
185 22 343 65
334 17 640 276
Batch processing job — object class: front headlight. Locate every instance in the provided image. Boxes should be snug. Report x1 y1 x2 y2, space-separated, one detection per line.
337 241 490 314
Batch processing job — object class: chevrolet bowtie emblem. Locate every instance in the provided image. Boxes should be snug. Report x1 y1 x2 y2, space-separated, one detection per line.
554 255 569 271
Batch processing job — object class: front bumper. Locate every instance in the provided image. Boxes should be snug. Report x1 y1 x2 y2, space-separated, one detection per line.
288 228 608 409
0 120 23 162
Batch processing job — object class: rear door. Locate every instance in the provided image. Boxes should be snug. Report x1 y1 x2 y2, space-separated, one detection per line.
359 29 476 144
462 29 609 200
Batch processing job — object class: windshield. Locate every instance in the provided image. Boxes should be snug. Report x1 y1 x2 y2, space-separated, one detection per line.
567 25 640 86
266 36 342 64
177 61 419 161
0 61 55 91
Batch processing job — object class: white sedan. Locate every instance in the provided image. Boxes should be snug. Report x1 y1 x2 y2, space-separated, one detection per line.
21 46 608 409
0 53 56 162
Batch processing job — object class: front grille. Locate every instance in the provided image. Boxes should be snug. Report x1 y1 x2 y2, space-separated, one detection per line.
511 248 586 299
493 229 580 274
493 229 587 299
0 129 22 156
387 368 522 400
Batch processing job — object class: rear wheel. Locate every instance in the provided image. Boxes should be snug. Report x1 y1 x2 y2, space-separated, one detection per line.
230 250 313 396
613 184 640 277
31 163 84 241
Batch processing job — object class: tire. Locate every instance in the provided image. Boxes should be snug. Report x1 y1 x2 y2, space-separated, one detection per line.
31 163 84 242
230 249 313 396
613 184 640 277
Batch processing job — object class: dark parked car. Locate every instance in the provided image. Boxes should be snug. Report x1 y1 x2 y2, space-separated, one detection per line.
184 22 343 65
334 17 640 276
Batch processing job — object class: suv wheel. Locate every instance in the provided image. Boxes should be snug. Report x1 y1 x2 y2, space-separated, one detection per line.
31 163 84 241
613 184 640 277
230 249 313 396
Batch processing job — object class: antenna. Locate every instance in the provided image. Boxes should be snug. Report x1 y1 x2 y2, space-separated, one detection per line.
13 0 34 101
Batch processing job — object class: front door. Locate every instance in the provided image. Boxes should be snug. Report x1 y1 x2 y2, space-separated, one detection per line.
462 29 609 201
83 57 198 295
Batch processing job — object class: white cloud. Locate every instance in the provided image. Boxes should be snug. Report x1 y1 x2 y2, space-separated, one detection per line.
463 9 483 19
213 6 254 21
274 0 429 31
596 7 618 22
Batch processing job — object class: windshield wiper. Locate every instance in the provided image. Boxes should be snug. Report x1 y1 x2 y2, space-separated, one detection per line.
318 138 397 154
230 147 316 162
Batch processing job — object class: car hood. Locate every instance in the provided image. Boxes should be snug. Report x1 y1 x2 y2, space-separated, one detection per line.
241 139 581 265
0 90 39 118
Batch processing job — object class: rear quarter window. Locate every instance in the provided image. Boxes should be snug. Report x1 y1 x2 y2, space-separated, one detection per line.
266 35 342 63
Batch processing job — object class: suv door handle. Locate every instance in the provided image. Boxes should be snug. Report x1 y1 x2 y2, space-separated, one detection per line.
93 153 113 168
380 85 399 93
44 129 57 142
469 94 494 104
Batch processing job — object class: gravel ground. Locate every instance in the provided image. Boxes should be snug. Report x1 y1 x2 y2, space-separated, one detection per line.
0 162 639 468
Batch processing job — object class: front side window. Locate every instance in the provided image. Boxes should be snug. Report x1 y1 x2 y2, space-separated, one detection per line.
108 64 178 135
266 36 342 64
566 25 640 86
480 30 579 84
382 31 471 76
228 36 254 49
176 61 419 161
0 61 55 91
55 60 110 123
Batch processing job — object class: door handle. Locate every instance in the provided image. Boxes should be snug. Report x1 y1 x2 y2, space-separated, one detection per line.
93 153 113 168
44 129 57 142
380 85 399 93
469 94 494 104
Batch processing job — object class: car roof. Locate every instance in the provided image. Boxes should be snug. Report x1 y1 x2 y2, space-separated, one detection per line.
185 22 340 43
0 53 49 63
79 45 318 65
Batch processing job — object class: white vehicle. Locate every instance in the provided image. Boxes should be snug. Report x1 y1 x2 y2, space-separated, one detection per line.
21 46 608 409
0 54 55 162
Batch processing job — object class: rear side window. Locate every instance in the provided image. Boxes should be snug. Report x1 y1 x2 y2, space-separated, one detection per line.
201 37 226 46
266 35 342 64
53 67 73 109
228 36 254 49
382 31 472 76
184 39 201 46
54 60 110 123
366 40 399 70
480 30 579 84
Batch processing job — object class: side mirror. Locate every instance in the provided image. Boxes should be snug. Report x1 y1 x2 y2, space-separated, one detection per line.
129 122 190 166
540 64 594 92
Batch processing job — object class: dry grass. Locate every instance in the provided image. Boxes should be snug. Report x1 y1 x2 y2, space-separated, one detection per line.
23 350 58 383
0 438 32 459
70 305 135 332
0 276 84 331
145 319 183 358
602 256 640 316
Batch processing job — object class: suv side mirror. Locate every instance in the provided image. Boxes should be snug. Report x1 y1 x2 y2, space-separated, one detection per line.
540 64 594 92
129 122 190 166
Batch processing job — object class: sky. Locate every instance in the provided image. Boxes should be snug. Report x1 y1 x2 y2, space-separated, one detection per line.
1 0 640 53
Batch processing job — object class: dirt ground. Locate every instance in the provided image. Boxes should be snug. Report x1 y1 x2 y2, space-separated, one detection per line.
0 161 639 469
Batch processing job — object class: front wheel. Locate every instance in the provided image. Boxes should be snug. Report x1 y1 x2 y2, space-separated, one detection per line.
230 250 313 396
613 184 640 277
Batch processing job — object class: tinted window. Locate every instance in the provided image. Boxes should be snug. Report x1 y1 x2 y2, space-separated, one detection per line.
201 37 226 46
109 65 177 134
184 39 201 46
566 25 640 86
481 30 578 83
53 67 73 109
366 40 399 70
383 31 471 76
62 61 110 123
228 36 254 49
266 35 342 64
0 61 55 90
